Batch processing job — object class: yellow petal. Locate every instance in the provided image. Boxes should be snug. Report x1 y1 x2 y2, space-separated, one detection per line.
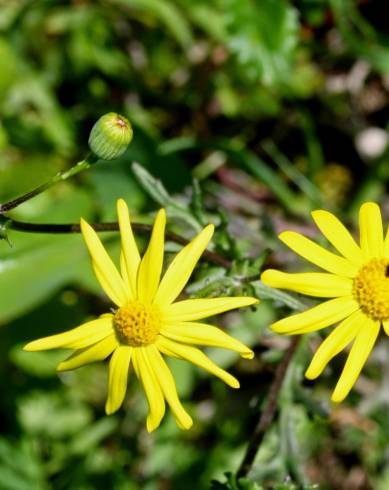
359 202 383 259
163 296 259 323
117 199 140 298
311 210 363 265
279 231 359 278
161 322 254 359
383 319 389 336
147 345 193 430
132 347 165 432
331 318 379 402
271 297 359 335
24 317 114 351
105 345 132 415
383 225 389 259
120 252 130 290
154 224 214 306
305 310 365 379
57 334 118 371
81 218 129 306
137 209 166 303
93 265 127 307
157 336 240 388
261 269 352 297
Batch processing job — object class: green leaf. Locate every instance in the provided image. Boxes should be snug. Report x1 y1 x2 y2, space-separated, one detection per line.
10 345 66 378
132 162 203 231
261 141 322 208
159 138 299 213
0 38 18 101
221 0 299 85
18 392 92 438
3 75 75 154
331 0 389 73
0 185 119 323
178 1 226 41
252 281 307 312
210 472 264 490
0 235 87 324
0 438 47 490
69 418 118 455
109 0 193 48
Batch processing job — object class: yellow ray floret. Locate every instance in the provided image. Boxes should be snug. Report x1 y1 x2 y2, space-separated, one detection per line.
261 270 352 297
261 201 389 402
24 199 259 431
117 198 140 298
310 210 363 265
160 322 254 359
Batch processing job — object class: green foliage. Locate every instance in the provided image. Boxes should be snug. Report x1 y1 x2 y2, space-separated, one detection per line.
211 472 264 489
210 472 319 490
331 0 389 73
132 162 203 232
221 0 299 86
1 0 389 488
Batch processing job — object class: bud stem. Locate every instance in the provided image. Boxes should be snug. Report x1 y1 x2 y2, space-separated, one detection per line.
0 153 99 214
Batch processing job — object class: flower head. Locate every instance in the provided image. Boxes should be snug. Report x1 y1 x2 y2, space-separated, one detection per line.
261 202 389 402
88 113 133 160
25 199 258 431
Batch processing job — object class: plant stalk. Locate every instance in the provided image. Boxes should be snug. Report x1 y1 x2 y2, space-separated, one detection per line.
5 217 232 269
0 153 99 214
237 337 300 478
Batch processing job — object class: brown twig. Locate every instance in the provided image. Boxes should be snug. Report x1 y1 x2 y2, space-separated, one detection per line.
6 218 232 269
237 337 300 478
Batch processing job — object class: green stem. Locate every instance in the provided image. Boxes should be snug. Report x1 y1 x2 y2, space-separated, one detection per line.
237 337 301 478
0 153 99 214
3 217 232 269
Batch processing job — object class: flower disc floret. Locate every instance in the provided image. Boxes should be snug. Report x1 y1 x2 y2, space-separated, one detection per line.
353 258 389 321
114 302 161 346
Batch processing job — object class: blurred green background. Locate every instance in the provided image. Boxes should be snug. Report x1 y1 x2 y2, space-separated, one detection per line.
0 1 389 489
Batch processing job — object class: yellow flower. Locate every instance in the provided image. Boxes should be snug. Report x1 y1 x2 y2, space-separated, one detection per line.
261 202 389 402
25 199 258 431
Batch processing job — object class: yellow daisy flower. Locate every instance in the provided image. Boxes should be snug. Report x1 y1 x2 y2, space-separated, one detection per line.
261 202 389 402
25 199 258 431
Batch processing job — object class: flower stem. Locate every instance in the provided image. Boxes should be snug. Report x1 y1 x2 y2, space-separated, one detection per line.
5 217 232 269
0 153 99 214
237 337 300 478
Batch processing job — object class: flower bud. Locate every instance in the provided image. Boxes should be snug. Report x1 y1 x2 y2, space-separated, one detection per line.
88 113 133 160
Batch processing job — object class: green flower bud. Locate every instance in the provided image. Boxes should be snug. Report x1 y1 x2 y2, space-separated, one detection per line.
88 113 133 160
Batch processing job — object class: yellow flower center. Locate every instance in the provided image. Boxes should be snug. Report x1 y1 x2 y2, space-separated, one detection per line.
353 258 389 321
113 301 161 346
